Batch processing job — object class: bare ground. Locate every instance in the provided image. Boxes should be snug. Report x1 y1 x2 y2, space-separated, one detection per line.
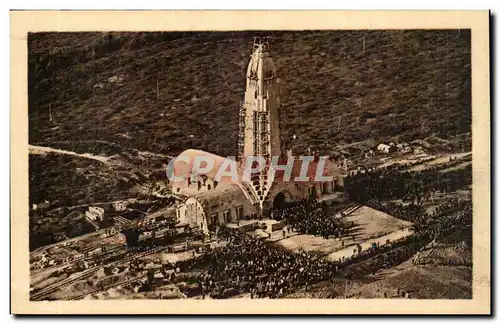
276 206 412 256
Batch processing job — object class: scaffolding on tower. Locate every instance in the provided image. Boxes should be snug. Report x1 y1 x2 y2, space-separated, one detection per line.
237 103 246 161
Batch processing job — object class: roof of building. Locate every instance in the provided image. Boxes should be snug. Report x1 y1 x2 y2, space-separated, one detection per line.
377 143 391 150
273 156 342 183
173 146 343 198
172 149 240 185
190 183 247 212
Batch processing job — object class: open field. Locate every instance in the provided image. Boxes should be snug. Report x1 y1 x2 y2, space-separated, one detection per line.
346 259 472 299
287 259 472 299
276 206 412 256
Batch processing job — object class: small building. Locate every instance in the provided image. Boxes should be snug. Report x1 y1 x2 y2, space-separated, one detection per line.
31 200 50 211
401 146 412 153
113 201 128 212
377 143 393 154
365 149 375 158
116 233 127 245
396 143 412 153
85 206 104 222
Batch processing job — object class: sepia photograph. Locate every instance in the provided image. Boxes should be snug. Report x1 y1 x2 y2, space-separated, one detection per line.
10 10 490 314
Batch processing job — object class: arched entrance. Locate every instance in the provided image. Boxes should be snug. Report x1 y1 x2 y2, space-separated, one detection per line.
178 198 209 235
322 182 330 195
272 191 293 210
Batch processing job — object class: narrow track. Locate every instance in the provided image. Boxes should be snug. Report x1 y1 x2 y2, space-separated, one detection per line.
31 246 166 301
66 276 145 301
31 267 101 301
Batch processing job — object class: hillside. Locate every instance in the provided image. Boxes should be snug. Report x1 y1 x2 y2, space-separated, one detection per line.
28 30 471 157
28 141 172 207
29 153 139 207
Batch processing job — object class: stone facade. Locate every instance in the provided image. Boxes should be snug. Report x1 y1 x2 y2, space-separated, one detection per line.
174 38 345 234
176 183 257 234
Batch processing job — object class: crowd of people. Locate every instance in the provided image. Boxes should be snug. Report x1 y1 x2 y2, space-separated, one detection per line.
150 163 472 299
344 162 472 245
342 235 420 273
270 197 350 239
156 193 471 298
424 199 472 242
169 226 340 299
365 199 426 224
344 164 472 204
162 225 428 298
156 196 471 298
364 197 472 241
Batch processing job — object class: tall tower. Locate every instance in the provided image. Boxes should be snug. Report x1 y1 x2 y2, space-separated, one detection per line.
238 37 281 205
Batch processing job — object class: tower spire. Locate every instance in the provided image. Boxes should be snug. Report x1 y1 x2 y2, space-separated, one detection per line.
239 37 281 205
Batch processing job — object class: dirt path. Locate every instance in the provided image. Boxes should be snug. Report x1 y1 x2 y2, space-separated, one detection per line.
438 161 471 173
408 152 471 172
326 228 413 262
29 144 110 164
